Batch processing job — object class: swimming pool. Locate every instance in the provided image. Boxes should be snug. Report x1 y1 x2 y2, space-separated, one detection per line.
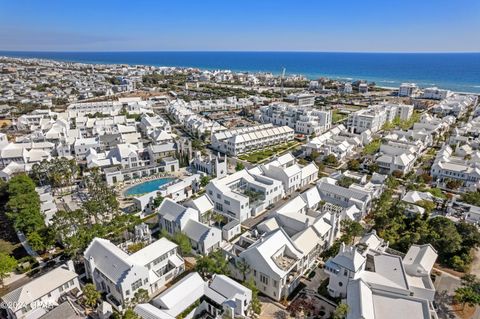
123 178 174 196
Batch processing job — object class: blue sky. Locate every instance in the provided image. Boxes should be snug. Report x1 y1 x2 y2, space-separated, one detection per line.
1 0 479 52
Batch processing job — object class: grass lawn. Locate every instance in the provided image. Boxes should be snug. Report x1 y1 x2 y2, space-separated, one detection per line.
238 141 298 163
332 110 348 123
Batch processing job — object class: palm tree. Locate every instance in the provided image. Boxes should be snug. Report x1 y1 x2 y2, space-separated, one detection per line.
83 283 100 308
237 258 251 282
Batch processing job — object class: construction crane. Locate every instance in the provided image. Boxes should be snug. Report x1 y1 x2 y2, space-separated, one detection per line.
280 67 286 98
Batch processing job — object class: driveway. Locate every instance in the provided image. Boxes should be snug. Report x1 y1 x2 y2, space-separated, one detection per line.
434 270 462 319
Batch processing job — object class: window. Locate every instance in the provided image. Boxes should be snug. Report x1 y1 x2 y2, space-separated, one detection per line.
344 269 348 277
260 273 269 285
131 278 142 291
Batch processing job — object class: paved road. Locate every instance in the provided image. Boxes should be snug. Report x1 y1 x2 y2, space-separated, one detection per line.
434 270 462 319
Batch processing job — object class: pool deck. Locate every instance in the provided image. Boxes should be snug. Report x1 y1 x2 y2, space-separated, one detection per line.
116 168 188 207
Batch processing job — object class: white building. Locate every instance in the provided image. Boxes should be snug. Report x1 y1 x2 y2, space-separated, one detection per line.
1 261 80 319
157 198 222 255
257 153 319 195
431 145 480 189
67 98 153 117
191 151 228 178
399 83 418 97
84 237 184 311
228 228 308 301
285 93 315 107
421 87 452 100
316 177 373 219
135 272 252 319
303 124 370 161
346 105 391 134
206 169 284 222
325 232 438 319
211 124 294 156
256 104 332 135
375 142 417 175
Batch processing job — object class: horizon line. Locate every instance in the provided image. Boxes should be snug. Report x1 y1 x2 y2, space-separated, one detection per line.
1 49 480 54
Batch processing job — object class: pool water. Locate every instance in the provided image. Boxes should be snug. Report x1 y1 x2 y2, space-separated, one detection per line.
124 178 174 196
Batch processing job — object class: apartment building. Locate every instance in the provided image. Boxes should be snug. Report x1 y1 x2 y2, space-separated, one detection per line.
157 198 222 255
285 93 315 107
256 104 332 135
191 151 228 178
325 232 438 319
211 124 294 156
257 153 319 195
431 145 480 189
1 262 80 319
421 87 452 100
316 178 373 218
206 169 284 222
347 103 414 133
84 237 184 311
135 272 252 319
399 83 418 97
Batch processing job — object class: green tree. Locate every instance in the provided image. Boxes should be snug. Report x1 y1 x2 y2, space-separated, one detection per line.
347 159 360 171
211 212 226 226
340 219 364 244
425 217 462 256
191 139 203 150
83 283 101 308
332 302 349 319
133 288 149 304
172 232 192 255
0 252 17 287
337 177 356 188
200 175 212 187
237 258 251 282
454 286 480 310
461 191 480 206
446 179 462 190
416 200 436 215
83 169 119 223
235 162 245 171
244 277 262 315
5 174 43 234
152 195 164 208
456 223 480 250
27 231 45 252
122 309 140 319
323 154 338 166
195 250 229 278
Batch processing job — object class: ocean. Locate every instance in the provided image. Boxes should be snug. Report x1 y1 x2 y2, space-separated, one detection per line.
1 51 479 93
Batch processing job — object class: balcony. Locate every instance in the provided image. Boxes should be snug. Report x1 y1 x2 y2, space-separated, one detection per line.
106 294 123 312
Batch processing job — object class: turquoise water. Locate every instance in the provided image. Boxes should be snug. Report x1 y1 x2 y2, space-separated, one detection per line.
1 51 479 93
124 178 173 196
